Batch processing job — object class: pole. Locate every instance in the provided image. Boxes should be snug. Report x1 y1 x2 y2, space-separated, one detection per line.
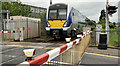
50 0 52 5
0 1 3 30
106 0 109 44
0 1 4 41
7 10 9 30
0 1 2 20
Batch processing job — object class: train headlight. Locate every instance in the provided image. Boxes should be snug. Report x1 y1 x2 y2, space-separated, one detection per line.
63 22 67 27
47 22 50 27
23 49 36 61
63 27 69 31
46 27 50 31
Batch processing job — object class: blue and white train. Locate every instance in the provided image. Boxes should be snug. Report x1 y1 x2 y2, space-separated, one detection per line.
46 3 88 38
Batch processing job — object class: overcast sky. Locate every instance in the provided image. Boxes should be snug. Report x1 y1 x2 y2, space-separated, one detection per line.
20 0 120 23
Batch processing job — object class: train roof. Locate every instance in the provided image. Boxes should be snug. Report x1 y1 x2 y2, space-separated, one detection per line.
49 3 68 9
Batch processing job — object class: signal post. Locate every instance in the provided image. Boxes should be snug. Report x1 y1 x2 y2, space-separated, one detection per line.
106 0 118 45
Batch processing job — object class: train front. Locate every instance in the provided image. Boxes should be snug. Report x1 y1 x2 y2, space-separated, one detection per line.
46 4 71 38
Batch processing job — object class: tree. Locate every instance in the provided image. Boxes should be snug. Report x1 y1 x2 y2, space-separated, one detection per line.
99 9 106 21
113 22 116 27
98 20 106 29
39 13 46 22
109 23 115 28
2 2 32 16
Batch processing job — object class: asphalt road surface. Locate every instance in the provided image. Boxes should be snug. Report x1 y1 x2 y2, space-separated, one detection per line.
0 42 119 66
0 41 65 66
80 47 119 66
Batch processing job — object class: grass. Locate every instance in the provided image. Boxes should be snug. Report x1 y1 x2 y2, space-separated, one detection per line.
109 31 119 47
107 28 120 47
90 28 120 47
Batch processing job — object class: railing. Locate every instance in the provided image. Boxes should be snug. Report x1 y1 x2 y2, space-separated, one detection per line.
17 31 91 66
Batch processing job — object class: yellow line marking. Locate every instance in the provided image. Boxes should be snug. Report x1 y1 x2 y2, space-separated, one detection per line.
0 45 55 50
1 44 119 59
85 52 120 59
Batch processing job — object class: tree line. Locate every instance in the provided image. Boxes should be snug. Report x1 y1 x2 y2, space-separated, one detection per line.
2 2 32 16
2 2 46 22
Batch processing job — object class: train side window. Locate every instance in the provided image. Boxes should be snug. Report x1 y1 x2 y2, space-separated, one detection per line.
72 13 74 16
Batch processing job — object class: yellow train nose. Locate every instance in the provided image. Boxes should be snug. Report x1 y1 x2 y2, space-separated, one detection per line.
48 20 66 27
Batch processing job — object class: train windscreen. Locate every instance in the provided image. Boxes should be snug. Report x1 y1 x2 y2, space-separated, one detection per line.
49 9 67 20
49 10 57 19
58 9 67 19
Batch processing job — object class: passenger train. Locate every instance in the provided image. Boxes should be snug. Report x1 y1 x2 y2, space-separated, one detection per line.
46 3 88 38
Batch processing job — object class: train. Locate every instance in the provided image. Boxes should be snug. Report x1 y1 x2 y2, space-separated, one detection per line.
46 3 88 38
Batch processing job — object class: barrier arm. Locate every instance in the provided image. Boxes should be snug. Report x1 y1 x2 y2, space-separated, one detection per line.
17 31 91 66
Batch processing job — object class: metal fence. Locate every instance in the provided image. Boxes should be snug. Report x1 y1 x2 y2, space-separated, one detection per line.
18 32 91 66
0 16 41 41
43 34 90 66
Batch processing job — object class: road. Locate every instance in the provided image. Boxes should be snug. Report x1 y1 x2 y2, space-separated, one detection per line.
0 41 119 66
80 47 119 66
0 41 65 66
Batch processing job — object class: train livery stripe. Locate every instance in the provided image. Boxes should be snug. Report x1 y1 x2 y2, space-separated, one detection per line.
18 31 90 66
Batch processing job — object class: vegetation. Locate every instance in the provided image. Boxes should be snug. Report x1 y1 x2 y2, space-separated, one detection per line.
98 20 116 29
2 2 32 16
99 9 105 21
39 13 46 22
109 23 115 28
109 28 120 47
93 9 120 47
98 20 106 29
2 2 47 22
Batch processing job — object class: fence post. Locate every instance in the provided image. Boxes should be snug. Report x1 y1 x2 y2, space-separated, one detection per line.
20 28 24 41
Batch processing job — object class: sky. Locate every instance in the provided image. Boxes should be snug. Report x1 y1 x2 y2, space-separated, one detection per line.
20 0 120 23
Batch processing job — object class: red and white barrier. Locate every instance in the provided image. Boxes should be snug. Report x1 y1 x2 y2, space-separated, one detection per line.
0 31 15 34
18 31 91 66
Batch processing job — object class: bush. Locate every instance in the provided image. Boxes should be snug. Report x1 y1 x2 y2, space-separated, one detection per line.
109 23 115 29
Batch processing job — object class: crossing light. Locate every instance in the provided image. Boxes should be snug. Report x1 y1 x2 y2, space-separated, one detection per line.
107 5 118 15
0 10 10 19
23 49 36 61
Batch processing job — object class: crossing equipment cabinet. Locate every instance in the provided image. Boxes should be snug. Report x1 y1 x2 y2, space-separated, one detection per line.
98 33 107 49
